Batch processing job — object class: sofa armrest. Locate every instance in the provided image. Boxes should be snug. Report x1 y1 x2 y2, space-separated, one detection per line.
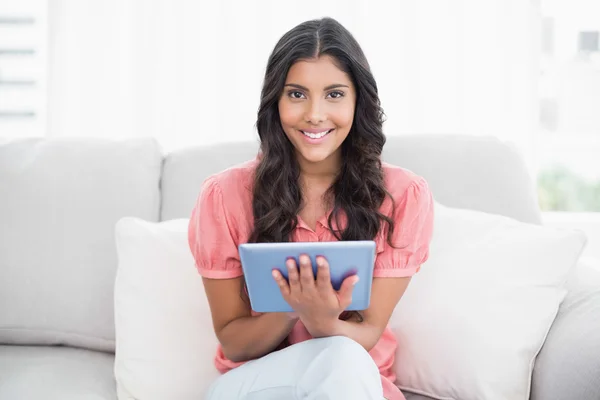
531 257 600 400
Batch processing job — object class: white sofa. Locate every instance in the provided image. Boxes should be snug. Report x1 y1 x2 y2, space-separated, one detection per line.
1 134 599 400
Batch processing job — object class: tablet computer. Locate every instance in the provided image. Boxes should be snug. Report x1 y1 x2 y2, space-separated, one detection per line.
238 240 376 313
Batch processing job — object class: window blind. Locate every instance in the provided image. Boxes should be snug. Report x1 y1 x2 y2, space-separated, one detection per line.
0 0 47 138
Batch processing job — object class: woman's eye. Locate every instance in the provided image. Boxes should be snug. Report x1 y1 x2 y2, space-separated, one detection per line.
288 91 305 99
327 91 345 99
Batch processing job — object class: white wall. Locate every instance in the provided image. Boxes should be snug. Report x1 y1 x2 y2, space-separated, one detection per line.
47 0 540 164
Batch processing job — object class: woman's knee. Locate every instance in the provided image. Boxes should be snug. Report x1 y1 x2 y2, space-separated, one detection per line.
316 336 380 375
319 335 362 350
320 336 368 356
295 336 383 398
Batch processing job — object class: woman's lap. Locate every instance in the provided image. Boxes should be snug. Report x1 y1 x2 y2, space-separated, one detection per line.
206 336 385 400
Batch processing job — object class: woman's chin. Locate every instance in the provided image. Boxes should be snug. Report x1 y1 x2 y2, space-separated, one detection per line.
298 148 332 164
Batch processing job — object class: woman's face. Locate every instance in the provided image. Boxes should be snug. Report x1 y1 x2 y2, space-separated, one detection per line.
278 55 356 168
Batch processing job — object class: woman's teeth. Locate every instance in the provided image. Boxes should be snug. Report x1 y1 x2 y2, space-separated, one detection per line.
301 129 332 139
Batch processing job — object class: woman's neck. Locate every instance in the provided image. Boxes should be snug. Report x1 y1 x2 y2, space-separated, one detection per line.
299 166 339 192
298 167 339 210
297 150 342 187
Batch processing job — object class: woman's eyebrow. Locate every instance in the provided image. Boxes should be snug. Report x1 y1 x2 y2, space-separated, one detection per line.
284 83 349 91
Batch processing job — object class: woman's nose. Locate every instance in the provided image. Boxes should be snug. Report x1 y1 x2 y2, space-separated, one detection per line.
305 99 325 124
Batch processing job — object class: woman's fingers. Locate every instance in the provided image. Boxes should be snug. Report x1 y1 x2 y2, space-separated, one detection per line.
272 269 290 297
315 256 332 292
280 255 352 315
338 274 359 309
286 258 301 293
299 254 316 293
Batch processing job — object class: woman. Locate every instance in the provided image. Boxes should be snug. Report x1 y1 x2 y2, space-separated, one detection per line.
188 17 434 400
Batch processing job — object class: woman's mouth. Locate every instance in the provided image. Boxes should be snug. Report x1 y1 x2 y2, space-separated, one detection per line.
299 129 334 143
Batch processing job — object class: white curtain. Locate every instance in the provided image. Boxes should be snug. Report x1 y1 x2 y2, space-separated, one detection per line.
47 0 540 170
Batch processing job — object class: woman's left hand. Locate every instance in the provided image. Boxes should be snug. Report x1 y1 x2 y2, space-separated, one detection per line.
271 254 359 336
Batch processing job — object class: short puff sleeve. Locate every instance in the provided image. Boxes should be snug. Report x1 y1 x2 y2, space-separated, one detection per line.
374 176 434 278
188 176 244 279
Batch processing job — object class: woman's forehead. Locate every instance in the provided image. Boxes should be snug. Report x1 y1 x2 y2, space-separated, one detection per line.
286 56 353 89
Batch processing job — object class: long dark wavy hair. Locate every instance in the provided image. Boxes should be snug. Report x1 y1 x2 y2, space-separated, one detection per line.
246 17 402 338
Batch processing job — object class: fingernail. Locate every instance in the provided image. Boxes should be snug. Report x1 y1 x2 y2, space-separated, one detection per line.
353 277 359 285
272 270 278 278
316 257 323 266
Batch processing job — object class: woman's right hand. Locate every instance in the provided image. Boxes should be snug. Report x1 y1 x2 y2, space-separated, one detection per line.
272 254 358 337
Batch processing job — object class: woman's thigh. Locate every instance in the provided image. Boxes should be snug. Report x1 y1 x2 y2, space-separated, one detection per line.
205 336 384 400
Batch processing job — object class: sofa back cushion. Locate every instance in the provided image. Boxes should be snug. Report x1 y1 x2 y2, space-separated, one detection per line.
0 138 162 351
161 134 542 224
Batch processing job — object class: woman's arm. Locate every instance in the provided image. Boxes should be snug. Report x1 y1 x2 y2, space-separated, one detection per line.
307 277 412 351
203 276 298 362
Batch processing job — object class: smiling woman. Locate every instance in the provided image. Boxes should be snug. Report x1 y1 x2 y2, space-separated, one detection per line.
188 16 434 400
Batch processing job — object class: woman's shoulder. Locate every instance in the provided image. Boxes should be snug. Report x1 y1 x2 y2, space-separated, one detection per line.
203 156 259 198
197 157 258 234
381 161 429 198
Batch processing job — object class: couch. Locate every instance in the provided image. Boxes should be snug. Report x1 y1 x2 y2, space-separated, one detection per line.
1 134 599 400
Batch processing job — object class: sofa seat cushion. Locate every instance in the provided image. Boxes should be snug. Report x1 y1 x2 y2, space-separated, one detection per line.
531 259 600 400
403 393 437 400
0 345 116 400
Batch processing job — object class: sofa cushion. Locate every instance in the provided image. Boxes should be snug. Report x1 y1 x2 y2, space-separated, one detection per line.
392 202 587 400
0 138 162 351
531 258 600 400
404 394 437 400
113 217 220 400
160 134 542 225
0 345 116 400
381 134 542 224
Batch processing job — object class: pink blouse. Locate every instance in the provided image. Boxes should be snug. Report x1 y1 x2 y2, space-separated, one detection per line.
188 157 434 400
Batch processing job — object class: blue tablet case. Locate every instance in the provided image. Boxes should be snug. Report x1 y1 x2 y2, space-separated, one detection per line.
238 241 376 313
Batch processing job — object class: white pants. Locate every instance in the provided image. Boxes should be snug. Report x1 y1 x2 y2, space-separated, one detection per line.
206 336 385 400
